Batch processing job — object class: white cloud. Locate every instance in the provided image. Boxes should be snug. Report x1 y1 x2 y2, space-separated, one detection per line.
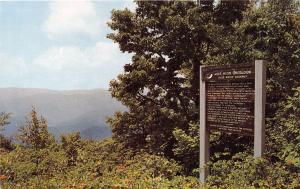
42 1 101 37
0 53 28 85
31 42 130 89
33 42 122 70
0 42 131 90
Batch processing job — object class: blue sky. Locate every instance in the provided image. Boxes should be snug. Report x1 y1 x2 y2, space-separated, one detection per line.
0 1 135 90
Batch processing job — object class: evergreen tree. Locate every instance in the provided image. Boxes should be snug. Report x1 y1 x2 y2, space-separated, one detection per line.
17 108 55 149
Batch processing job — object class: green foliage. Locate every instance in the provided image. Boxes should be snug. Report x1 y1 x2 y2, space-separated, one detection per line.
230 0 300 115
61 131 82 166
0 112 10 128
0 135 14 152
0 137 203 189
0 112 13 151
173 123 199 174
207 153 300 189
17 108 55 149
120 153 182 179
269 87 300 166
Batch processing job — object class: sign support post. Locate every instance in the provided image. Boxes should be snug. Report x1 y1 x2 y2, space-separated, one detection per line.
254 60 266 158
199 66 209 183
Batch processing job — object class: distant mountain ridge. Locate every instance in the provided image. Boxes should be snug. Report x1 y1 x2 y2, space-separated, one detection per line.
0 88 125 140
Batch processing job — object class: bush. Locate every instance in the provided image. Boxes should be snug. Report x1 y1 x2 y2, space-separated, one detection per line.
207 153 300 189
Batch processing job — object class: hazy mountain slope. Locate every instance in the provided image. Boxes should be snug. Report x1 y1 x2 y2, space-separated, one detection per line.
0 88 125 140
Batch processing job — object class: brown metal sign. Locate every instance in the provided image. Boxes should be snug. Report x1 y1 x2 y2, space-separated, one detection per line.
203 64 255 135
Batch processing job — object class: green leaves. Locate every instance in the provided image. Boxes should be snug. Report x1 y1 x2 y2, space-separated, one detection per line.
271 87 300 168
207 154 300 189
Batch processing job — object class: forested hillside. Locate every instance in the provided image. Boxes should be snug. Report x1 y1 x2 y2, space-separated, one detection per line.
0 0 299 188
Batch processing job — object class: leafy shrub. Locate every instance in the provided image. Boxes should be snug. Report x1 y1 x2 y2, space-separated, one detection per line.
207 153 300 189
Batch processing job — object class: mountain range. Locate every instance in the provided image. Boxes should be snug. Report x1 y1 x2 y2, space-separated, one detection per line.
0 88 125 140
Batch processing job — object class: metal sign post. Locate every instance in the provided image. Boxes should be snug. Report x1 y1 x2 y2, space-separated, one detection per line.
199 66 209 183
254 60 266 157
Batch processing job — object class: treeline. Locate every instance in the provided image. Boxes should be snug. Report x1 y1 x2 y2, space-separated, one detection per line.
0 0 300 188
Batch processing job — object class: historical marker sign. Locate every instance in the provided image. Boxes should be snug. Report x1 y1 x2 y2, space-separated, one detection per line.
202 64 255 135
199 61 266 183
